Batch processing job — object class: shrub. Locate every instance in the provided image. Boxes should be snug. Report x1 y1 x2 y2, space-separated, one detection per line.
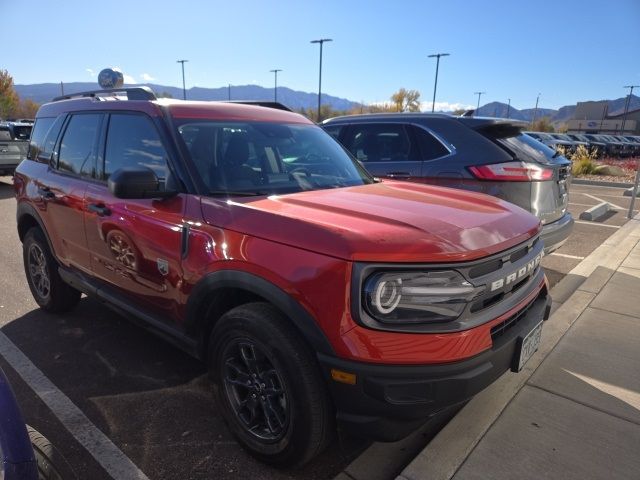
571 144 599 176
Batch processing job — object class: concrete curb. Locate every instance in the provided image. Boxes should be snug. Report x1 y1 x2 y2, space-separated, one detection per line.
572 178 633 188
624 186 639 197
397 213 640 480
578 201 612 221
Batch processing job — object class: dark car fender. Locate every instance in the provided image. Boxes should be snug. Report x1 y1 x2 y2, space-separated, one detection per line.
185 270 336 358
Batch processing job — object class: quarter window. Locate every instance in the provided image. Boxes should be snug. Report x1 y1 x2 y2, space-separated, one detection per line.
28 116 65 162
57 114 101 175
412 126 450 160
104 114 167 181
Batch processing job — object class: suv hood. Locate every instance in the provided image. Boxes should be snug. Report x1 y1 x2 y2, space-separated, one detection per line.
200 181 541 263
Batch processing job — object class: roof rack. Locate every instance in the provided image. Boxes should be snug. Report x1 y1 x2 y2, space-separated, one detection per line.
52 86 157 102
224 100 293 112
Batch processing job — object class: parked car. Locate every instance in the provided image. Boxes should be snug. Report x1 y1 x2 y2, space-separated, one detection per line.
567 133 606 156
523 131 574 152
0 367 73 479
0 121 32 176
324 115 573 254
15 87 551 466
583 134 623 157
612 135 640 157
548 133 588 153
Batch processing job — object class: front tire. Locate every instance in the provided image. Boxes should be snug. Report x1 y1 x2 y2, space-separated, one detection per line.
209 302 333 467
23 227 81 313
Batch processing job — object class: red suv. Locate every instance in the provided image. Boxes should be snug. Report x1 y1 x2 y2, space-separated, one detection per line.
14 87 550 467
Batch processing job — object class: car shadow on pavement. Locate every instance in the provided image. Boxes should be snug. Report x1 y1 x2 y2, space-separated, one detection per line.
0 178 15 200
0 297 363 480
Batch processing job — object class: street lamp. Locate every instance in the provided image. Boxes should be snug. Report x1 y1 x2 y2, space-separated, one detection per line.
621 85 640 135
531 93 541 127
474 91 486 114
310 38 332 122
270 69 282 102
428 53 449 113
176 59 188 100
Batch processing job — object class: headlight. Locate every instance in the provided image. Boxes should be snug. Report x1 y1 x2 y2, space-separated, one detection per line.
363 270 482 324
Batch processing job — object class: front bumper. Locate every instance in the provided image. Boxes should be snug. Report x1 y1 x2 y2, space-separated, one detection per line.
541 212 573 254
318 288 551 441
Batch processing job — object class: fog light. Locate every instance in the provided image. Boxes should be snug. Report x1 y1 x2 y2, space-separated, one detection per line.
331 369 357 385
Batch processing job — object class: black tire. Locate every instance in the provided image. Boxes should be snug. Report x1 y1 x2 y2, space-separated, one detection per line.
23 227 81 313
209 302 334 467
27 426 76 480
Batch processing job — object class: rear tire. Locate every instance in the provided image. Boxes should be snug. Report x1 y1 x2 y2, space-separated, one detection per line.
209 302 334 467
23 227 81 313
27 426 75 480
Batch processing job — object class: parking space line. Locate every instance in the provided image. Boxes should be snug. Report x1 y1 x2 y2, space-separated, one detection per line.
574 220 621 229
550 252 585 260
0 331 150 480
568 202 599 207
579 193 624 210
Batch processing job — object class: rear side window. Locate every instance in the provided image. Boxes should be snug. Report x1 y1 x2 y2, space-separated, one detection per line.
484 128 563 165
322 124 342 141
411 126 450 160
57 114 102 175
103 114 167 181
28 116 65 162
342 124 416 162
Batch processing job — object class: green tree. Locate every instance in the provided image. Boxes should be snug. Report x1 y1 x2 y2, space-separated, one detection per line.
0 70 19 119
390 88 421 112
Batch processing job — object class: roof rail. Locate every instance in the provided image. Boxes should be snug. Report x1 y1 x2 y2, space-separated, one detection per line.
224 100 293 112
52 86 157 102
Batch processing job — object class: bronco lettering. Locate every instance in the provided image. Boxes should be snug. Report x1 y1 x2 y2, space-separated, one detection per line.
490 251 544 292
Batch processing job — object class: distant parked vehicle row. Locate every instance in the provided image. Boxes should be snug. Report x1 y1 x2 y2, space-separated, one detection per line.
525 131 640 158
0 121 33 176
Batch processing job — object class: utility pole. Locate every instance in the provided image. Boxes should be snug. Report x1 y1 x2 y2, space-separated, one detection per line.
506 98 511 119
270 69 282 102
310 38 332 122
60 81 64 96
621 85 639 135
428 53 450 113
530 93 541 128
228 84 231 100
176 59 188 100
474 91 486 114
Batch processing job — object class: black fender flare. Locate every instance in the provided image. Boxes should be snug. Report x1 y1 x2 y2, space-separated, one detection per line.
16 202 57 256
186 270 335 357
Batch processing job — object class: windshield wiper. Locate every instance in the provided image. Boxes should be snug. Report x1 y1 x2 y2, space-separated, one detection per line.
208 190 264 197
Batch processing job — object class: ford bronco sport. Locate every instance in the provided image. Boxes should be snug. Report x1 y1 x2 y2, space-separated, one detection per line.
14 87 550 467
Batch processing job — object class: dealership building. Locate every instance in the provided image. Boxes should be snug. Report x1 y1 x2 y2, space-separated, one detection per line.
567 100 639 135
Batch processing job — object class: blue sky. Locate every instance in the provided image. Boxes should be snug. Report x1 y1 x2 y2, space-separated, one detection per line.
1 0 639 110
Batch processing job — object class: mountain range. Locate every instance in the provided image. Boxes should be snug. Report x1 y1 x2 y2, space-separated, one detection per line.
13 82 640 124
475 95 640 123
14 82 358 111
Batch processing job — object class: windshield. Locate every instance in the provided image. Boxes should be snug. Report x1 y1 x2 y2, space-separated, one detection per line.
176 121 373 196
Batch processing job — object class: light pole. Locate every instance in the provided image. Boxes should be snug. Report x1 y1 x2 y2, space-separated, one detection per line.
621 85 639 135
311 38 332 122
176 59 188 100
428 53 449 113
531 93 541 127
506 98 511 119
474 91 486 114
270 69 282 102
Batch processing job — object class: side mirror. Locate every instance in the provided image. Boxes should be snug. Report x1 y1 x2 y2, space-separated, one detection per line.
108 167 175 199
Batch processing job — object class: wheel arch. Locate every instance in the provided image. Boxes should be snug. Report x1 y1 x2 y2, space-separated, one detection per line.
16 203 56 256
186 270 335 359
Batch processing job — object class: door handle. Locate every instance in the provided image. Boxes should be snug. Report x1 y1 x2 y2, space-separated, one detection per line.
385 172 411 179
88 203 111 217
37 186 56 200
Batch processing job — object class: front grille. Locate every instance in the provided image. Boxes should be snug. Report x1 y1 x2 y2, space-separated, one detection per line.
468 237 539 280
490 292 540 341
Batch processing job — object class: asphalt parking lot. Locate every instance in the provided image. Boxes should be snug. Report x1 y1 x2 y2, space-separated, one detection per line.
541 181 638 289
0 175 637 480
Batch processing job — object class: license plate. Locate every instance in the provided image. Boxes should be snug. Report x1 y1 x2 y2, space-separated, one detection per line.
512 321 543 372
